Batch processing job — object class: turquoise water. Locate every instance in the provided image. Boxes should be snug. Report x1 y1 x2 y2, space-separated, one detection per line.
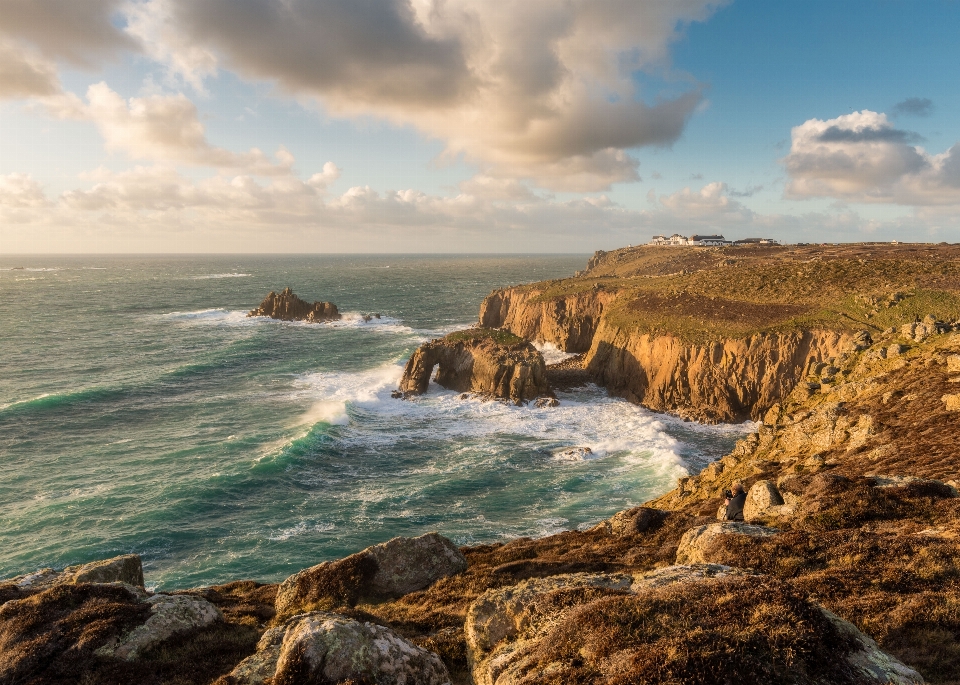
0 255 746 590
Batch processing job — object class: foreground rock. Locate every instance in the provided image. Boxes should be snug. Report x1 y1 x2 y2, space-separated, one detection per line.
248 287 340 322
0 581 230 684
1 553 144 591
465 565 922 685
397 329 553 405
275 532 467 618
224 611 451 685
675 522 780 564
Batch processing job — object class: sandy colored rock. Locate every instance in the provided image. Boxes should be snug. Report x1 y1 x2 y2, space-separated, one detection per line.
675 522 780 565
743 479 786 520
943 394 960 411
275 532 467 617
948 354 960 373
399 331 552 404
822 608 926 685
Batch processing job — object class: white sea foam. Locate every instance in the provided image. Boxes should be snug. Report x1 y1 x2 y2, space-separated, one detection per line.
268 520 336 541
162 308 255 326
289 361 714 483
533 341 578 365
192 273 252 279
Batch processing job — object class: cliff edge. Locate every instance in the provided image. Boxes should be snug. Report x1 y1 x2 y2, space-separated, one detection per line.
480 243 960 422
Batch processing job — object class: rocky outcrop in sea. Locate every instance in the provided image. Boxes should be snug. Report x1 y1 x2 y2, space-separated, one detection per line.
396 328 553 405
248 287 341 322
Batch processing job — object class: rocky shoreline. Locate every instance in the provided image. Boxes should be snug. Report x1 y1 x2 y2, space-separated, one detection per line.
4 246 960 684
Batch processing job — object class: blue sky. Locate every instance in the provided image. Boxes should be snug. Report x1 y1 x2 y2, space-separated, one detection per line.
1 0 958 252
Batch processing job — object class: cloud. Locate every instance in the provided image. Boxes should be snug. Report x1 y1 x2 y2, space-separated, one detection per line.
0 41 60 98
783 110 960 205
4 170 960 252
127 0 724 191
43 83 295 174
728 185 763 198
891 97 933 118
0 0 136 66
658 182 753 221
0 173 48 207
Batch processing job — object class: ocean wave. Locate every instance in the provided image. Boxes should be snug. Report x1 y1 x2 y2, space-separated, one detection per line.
163 308 416 334
286 362 720 481
192 273 251 280
0 387 123 415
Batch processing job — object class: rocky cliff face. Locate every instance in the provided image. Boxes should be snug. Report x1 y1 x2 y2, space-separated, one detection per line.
479 285 853 422
398 330 552 405
586 324 852 422
479 287 613 353
248 287 340 322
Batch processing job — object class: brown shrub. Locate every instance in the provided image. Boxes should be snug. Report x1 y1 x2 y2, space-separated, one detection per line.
511 576 861 685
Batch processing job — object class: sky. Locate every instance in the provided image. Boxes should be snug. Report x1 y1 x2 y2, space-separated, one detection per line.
1 0 959 253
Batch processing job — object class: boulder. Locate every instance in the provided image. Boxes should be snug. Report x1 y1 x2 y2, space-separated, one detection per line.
275 532 467 617
675 522 780 565
742 479 786 520
248 287 340 323
228 611 451 685
948 354 960 373
98 593 223 660
2 554 144 591
398 329 552 405
603 507 665 537
943 394 960 411
823 608 926 685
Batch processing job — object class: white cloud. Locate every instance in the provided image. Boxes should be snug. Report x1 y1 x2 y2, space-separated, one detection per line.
43 83 295 174
125 0 724 191
783 110 960 205
0 172 48 207
658 181 753 221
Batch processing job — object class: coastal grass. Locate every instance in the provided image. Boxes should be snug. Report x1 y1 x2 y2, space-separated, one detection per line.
506 244 960 345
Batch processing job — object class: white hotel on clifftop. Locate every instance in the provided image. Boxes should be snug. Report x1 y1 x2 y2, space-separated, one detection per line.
649 234 779 247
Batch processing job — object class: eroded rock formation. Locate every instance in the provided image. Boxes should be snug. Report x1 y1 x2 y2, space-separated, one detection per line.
248 287 340 322
398 330 553 405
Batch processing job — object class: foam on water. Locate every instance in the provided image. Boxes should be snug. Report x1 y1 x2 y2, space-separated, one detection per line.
533 341 578 365
192 273 252 279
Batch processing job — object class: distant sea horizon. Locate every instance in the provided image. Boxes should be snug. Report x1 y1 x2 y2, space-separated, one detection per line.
0 254 747 590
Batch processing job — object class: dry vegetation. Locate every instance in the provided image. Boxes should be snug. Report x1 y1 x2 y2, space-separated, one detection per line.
516 243 960 344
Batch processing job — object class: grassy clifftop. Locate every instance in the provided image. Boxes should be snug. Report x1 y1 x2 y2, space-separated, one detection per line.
519 243 960 344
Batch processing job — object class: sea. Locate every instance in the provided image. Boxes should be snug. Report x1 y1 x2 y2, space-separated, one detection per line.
0 255 749 590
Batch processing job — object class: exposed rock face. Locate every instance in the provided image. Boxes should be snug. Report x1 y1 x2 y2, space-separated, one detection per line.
275 532 467 618
228 611 451 685
675 522 780 564
586 326 852 422
480 286 852 422
248 287 340 322
398 331 552 405
465 565 921 685
98 593 223 660
479 288 615 353
1 553 144 591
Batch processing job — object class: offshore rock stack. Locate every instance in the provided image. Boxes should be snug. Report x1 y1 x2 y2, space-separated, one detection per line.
248 287 341 323
395 328 554 406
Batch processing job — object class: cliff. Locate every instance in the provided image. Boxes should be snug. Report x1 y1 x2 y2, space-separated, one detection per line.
397 328 553 405
4 327 960 684
248 287 341 322
480 243 960 422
